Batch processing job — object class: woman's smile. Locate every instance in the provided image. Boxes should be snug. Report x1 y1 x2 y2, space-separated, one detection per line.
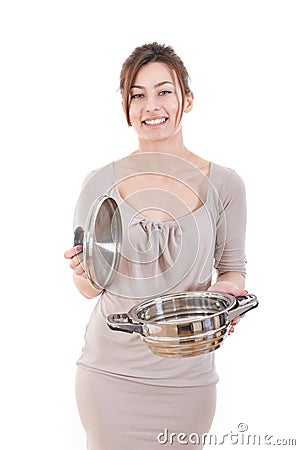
142 116 168 127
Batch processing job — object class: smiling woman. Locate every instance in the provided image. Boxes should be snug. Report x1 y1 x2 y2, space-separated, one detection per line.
64 42 249 450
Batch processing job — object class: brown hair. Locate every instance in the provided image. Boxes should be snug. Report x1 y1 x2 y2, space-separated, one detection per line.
120 42 191 126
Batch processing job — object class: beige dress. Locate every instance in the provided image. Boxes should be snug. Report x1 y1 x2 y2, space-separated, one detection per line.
73 153 247 449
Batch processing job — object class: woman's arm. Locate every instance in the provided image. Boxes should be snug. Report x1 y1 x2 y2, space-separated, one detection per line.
208 271 246 296
210 170 248 332
72 272 103 299
212 169 247 296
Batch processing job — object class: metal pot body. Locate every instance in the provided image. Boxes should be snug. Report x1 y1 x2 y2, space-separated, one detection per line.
106 291 258 358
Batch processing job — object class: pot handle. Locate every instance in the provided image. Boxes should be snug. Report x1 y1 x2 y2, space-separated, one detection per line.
227 294 258 322
106 313 144 335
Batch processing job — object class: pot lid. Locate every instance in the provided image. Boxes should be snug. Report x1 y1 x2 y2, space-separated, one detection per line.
74 196 122 289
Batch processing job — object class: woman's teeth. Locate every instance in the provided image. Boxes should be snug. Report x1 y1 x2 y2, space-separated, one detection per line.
144 118 167 125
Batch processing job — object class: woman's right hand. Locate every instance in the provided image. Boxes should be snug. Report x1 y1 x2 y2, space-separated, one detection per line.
64 245 87 279
64 245 102 298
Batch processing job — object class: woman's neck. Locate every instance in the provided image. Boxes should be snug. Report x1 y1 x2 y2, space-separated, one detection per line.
136 130 188 158
133 136 210 174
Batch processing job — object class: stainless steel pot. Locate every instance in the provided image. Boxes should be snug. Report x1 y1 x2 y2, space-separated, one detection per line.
106 291 258 358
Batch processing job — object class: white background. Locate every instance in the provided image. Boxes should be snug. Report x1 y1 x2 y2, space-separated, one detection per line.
1 0 299 448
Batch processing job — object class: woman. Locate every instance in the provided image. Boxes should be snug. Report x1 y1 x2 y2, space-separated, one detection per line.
64 42 248 449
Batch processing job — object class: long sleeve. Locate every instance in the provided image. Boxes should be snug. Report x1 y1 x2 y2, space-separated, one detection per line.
214 170 247 277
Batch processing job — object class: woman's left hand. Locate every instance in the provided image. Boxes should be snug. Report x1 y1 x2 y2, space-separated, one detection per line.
207 281 248 335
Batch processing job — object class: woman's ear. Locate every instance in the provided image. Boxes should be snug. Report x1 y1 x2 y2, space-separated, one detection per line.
184 91 194 113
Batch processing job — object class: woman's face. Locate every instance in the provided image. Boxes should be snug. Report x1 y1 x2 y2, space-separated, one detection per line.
127 62 193 143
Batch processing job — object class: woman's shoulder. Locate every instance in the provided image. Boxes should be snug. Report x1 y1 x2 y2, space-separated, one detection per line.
210 162 245 196
211 162 243 188
80 161 115 190
81 153 134 189
73 161 116 228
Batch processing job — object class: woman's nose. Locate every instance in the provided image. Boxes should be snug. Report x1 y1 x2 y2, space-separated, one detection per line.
145 96 161 112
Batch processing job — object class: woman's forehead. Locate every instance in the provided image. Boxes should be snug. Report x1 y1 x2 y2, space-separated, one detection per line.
132 62 178 87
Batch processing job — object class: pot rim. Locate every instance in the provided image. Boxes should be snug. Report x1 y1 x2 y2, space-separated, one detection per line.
126 291 237 325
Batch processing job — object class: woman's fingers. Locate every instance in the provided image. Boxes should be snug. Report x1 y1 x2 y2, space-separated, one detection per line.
231 288 249 297
229 315 245 335
64 245 83 259
64 246 86 276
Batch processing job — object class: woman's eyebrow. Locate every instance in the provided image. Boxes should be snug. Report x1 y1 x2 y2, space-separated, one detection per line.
155 81 174 88
130 81 175 90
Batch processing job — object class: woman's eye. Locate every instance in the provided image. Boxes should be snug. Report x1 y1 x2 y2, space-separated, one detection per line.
159 90 172 96
131 93 144 99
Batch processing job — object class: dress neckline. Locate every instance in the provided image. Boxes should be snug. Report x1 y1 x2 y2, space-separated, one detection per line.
110 160 214 225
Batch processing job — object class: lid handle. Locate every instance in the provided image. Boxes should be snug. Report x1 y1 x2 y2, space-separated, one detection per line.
73 226 84 247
